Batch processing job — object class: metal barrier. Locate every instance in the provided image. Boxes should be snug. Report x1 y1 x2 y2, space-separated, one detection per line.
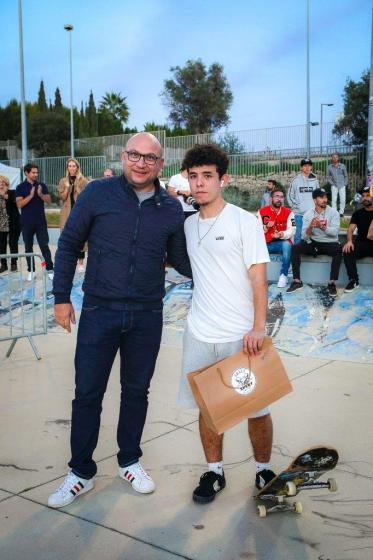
0 253 48 360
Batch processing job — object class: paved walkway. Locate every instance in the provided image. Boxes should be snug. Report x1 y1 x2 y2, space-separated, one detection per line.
0 263 372 559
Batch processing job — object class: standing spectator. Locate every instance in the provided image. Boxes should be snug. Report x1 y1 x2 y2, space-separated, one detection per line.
103 168 114 177
58 158 88 273
343 186 373 292
286 188 341 297
0 175 21 272
327 153 348 217
0 177 10 273
15 164 54 281
258 188 295 288
260 179 277 208
167 165 197 218
48 133 191 508
287 158 319 244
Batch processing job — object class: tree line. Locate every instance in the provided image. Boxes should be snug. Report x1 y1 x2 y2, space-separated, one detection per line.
0 60 368 158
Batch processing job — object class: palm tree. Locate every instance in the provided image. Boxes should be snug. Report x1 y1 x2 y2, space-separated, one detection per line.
99 92 129 128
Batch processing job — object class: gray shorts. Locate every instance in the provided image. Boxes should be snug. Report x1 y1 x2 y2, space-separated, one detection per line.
178 326 270 418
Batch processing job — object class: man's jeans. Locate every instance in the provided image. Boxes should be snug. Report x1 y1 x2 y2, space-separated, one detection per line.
267 240 292 276
343 239 373 281
331 185 346 215
294 214 303 244
69 303 163 479
22 222 53 271
291 240 342 281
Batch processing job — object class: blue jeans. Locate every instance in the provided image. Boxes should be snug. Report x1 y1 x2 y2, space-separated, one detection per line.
267 240 292 276
69 302 163 479
294 215 303 245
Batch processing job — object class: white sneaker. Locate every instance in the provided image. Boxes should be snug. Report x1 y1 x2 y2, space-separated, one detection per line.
277 274 288 288
27 271 35 282
47 271 54 281
48 471 95 508
118 462 155 494
77 264 85 273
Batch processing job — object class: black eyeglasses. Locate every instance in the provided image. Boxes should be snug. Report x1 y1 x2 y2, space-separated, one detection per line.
125 150 161 166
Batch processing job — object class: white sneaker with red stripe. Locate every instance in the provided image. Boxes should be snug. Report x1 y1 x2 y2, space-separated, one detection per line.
48 471 95 508
118 462 155 494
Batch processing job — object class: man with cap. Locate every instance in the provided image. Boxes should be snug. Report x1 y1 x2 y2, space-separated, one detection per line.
342 186 373 292
286 188 342 297
287 158 319 244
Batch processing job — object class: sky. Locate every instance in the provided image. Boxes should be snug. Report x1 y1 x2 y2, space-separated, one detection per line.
0 0 371 134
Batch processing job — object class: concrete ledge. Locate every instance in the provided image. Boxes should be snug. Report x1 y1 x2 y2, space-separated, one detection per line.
268 254 373 286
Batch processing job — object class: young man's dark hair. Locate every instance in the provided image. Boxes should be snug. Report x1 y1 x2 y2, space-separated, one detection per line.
267 179 277 188
182 144 229 178
24 163 38 174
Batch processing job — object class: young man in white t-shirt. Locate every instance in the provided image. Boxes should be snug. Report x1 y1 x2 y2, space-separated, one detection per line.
178 144 276 504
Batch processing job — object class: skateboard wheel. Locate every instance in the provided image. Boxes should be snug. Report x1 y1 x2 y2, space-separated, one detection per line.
257 505 267 518
294 501 303 514
286 481 297 496
327 478 338 492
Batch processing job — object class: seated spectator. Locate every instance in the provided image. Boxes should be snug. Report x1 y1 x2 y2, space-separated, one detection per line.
343 186 373 292
260 179 276 208
286 188 341 297
103 168 114 177
258 188 295 287
167 164 197 219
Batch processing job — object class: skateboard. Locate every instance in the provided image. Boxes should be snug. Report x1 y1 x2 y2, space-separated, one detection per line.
255 446 339 517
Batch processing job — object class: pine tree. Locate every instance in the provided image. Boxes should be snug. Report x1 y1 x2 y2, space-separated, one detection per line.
37 80 48 112
54 88 63 112
85 91 98 136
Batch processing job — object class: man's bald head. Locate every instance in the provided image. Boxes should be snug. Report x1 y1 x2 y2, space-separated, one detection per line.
125 132 163 158
122 132 164 191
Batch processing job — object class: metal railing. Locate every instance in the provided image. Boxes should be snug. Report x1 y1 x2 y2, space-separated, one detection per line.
74 130 166 159
0 253 48 360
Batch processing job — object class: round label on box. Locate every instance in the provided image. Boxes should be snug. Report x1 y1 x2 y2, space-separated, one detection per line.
231 367 256 395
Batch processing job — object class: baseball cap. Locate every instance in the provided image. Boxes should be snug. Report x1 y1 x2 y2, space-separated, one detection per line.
362 186 370 194
312 188 327 199
300 158 313 166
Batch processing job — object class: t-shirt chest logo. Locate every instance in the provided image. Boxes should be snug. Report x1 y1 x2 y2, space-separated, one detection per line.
231 367 257 395
215 236 224 240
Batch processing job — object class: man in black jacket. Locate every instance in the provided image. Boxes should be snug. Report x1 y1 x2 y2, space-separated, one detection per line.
49 133 192 508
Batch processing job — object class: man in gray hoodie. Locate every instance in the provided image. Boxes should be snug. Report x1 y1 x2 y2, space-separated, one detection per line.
287 158 319 244
286 188 341 297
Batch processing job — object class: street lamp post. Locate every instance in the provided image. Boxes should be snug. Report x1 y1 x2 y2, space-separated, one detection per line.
18 0 27 167
64 24 74 157
306 0 310 156
320 103 334 154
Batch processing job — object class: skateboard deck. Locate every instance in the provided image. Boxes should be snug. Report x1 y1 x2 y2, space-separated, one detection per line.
255 446 339 517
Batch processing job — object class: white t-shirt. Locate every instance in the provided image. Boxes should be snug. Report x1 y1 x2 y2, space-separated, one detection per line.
185 203 269 343
168 173 196 212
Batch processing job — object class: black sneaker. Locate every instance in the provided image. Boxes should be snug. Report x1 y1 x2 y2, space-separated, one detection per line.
339 213 344 218
0 264 8 274
192 471 226 503
255 469 276 490
328 283 337 297
10 263 18 272
344 280 359 293
286 281 303 293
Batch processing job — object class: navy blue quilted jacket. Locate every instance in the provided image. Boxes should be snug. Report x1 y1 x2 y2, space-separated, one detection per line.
53 175 192 308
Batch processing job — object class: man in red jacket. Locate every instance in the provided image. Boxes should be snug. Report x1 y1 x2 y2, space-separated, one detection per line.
258 188 296 287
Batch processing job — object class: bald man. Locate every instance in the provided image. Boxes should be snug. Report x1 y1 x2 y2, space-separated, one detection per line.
50 133 192 508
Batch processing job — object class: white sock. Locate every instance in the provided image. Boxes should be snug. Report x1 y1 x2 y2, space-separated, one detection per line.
208 461 223 476
256 461 271 473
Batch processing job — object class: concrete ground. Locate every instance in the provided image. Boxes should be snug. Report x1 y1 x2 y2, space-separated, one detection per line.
1 324 373 560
